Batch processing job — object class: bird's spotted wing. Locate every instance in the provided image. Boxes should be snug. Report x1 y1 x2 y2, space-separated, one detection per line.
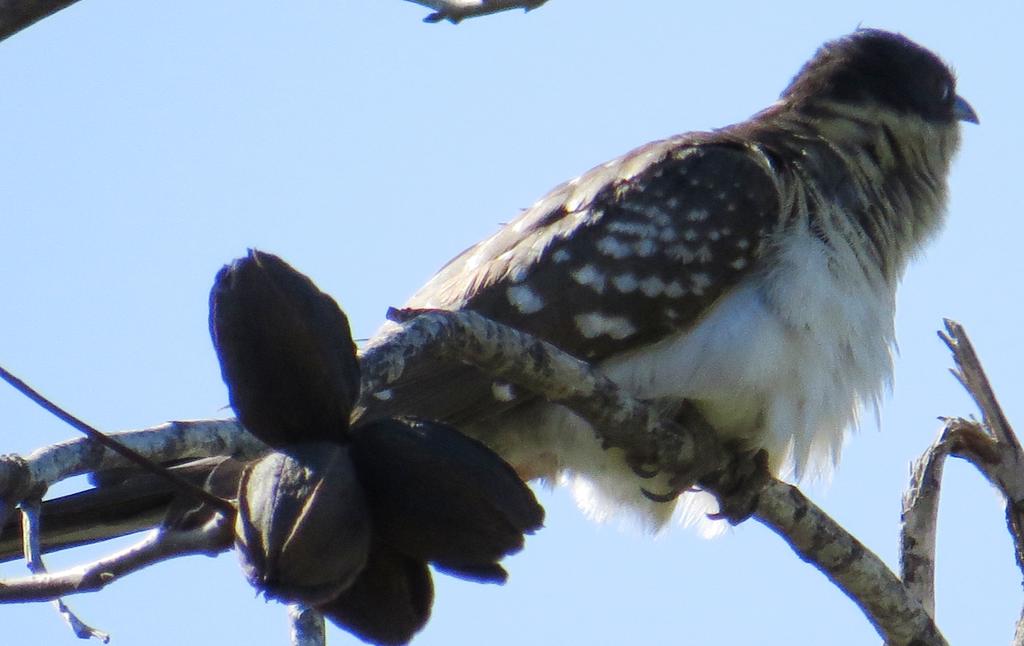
365 135 782 425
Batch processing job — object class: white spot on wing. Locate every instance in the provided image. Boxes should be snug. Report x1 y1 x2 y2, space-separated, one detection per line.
373 389 393 401
691 272 712 295
509 266 529 283
571 264 607 293
574 313 637 339
665 281 686 297
552 248 572 263
639 276 666 297
634 238 657 257
613 273 638 293
597 236 633 259
607 220 659 238
730 257 748 270
667 244 694 263
491 382 516 402
506 284 545 314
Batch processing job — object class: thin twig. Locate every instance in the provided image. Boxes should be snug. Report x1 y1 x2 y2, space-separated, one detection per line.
0 366 233 514
0 514 233 602
403 0 548 23
21 501 110 642
940 320 1020 453
939 321 1024 577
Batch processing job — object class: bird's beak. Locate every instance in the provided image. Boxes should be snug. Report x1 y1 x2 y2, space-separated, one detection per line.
954 95 979 124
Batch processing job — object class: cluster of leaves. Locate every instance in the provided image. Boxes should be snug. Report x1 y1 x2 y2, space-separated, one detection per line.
210 251 544 645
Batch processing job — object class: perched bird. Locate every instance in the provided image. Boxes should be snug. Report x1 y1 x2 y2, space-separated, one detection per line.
0 28 976 560
360 28 977 528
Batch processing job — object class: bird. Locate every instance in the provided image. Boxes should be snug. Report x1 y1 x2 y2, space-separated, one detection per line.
358 28 978 529
0 28 977 558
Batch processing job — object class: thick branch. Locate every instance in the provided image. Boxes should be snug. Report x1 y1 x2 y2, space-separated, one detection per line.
362 309 944 645
403 0 549 23
363 308 726 489
757 481 945 645
0 419 264 502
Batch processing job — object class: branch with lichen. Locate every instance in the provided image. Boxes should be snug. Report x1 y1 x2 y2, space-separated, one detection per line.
900 320 1024 640
0 309 950 645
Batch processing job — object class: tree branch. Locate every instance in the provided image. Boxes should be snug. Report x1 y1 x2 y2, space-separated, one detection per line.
757 481 945 645
364 308 726 489
20 500 110 642
0 419 264 503
362 309 944 645
0 310 947 644
0 514 232 602
288 605 326 646
403 0 549 23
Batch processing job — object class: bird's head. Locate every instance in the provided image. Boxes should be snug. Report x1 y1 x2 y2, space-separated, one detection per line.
782 28 977 127
775 28 976 179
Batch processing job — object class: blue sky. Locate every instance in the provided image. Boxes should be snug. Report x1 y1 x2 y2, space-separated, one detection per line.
1 1 1021 644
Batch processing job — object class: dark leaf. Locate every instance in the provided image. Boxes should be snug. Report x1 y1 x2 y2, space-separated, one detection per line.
320 542 433 646
210 249 360 446
349 419 544 582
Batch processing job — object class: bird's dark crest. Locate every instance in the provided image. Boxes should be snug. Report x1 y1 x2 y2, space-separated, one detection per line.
782 28 962 123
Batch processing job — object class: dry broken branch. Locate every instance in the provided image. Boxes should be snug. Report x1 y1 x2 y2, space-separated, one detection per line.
901 320 1024 642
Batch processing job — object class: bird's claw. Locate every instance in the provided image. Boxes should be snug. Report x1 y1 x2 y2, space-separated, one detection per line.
701 448 771 524
640 486 684 504
630 463 659 479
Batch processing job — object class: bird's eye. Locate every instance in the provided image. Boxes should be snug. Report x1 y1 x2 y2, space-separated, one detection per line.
937 80 954 104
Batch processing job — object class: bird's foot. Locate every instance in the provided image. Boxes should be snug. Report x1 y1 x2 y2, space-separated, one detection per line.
700 448 771 524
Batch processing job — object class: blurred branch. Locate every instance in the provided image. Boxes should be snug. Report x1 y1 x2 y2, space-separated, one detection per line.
288 605 326 646
0 0 549 44
0 0 81 42
404 0 548 23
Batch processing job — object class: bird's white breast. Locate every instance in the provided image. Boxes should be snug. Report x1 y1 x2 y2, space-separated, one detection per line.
489 229 897 529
